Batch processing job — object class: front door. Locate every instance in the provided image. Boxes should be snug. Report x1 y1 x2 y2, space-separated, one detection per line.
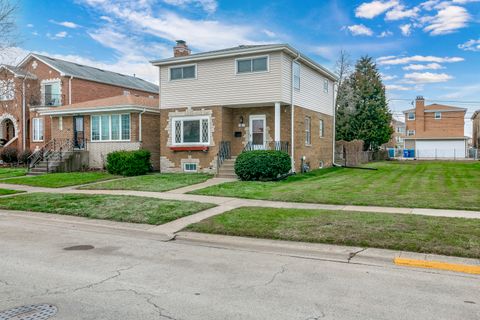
73 116 85 149
249 115 266 150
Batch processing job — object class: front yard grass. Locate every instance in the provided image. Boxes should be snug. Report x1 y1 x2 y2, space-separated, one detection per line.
1 172 116 188
0 188 25 196
0 193 215 225
0 167 27 179
186 207 480 259
79 173 213 192
191 161 480 211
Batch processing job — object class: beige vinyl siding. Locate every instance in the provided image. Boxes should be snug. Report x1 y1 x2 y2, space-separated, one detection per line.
160 52 284 109
281 53 334 116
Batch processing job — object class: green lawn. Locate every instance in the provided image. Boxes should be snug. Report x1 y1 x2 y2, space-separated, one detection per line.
0 167 27 179
0 193 215 225
187 207 480 259
79 173 213 192
0 188 24 196
2 172 116 188
192 161 480 211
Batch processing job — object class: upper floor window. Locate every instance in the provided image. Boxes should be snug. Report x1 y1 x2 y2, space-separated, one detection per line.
434 112 441 119
323 79 329 93
407 112 415 120
396 127 405 133
407 130 415 136
0 80 14 101
91 114 130 141
172 116 210 146
305 116 311 145
319 119 324 137
236 56 268 74
32 118 44 142
42 81 61 106
170 65 196 80
293 62 300 90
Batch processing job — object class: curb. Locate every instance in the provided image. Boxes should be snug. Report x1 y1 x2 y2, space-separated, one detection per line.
175 232 480 275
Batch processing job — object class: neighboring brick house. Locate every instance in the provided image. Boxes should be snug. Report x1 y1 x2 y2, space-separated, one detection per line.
0 53 158 154
39 95 160 169
383 119 405 149
403 96 468 158
472 110 480 149
151 41 337 174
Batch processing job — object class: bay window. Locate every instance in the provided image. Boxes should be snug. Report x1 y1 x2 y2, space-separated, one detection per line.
172 116 210 145
91 114 130 141
32 118 44 141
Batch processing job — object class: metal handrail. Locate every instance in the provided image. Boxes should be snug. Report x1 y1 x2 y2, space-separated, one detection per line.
27 138 82 172
216 141 231 173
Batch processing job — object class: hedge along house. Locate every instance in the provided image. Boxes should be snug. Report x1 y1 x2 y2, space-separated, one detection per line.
39 95 160 170
151 41 337 175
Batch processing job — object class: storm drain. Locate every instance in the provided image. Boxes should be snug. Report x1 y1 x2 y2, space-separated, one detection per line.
0 304 57 320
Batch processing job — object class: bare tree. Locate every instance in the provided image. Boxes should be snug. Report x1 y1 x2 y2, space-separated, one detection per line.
334 50 352 91
0 0 18 57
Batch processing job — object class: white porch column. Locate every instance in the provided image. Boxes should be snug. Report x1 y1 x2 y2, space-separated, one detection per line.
274 102 281 142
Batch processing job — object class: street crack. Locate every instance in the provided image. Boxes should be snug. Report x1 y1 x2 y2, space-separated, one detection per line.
348 248 367 263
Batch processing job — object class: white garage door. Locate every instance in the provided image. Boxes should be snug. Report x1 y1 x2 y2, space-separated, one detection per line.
416 140 466 158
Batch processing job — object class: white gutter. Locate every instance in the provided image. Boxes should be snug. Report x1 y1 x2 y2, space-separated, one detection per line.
291 53 301 172
139 108 146 142
22 79 26 151
39 105 160 116
69 76 73 105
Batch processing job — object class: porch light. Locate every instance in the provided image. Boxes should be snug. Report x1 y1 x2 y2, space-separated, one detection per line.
239 116 244 124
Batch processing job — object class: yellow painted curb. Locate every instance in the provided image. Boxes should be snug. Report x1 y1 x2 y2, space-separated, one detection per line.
394 258 480 275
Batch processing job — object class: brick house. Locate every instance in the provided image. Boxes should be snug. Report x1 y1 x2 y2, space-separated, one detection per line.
472 110 480 149
0 53 158 155
151 41 337 174
403 96 468 158
383 119 406 149
39 95 160 170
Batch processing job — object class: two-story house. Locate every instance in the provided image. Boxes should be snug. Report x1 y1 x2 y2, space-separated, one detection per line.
403 96 468 158
151 41 337 174
0 53 159 155
383 119 406 149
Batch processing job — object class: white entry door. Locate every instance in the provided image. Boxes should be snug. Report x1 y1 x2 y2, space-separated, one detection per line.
249 115 266 150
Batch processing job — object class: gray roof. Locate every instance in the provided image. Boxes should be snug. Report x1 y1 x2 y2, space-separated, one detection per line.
28 54 158 94
151 43 338 81
0 64 36 79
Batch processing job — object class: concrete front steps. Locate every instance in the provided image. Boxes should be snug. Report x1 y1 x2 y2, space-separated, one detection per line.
28 151 74 176
216 156 238 179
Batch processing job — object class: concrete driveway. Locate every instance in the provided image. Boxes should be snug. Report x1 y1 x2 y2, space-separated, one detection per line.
0 213 479 320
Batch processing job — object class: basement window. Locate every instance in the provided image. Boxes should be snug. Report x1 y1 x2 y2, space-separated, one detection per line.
184 163 198 172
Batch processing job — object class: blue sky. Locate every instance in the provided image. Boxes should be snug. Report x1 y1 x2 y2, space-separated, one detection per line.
7 0 480 134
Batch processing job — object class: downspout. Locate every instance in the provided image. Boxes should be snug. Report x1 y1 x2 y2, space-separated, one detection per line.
291 52 301 172
139 108 146 143
69 76 73 105
22 78 26 151
332 81 337 166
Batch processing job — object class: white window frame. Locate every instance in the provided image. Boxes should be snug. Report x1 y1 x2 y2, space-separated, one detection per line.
169 64 197 81
41 79 61 106
407 112 415 120
407 130 415 136
0 79 15 101
323 79 329 93
305 116 311 146
319 119 324 138
90 113 131 142
235 55 269 75
171 115 210 146
32 117 44 142
183 163 198 172
58 116 63 131
293 61 300 90
434 112 441 119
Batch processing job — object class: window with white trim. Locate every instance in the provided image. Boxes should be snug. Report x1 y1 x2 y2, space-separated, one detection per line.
319 119 324 137
323 79 329 93
170 65 196 80
408 112 415 120
0 79 14 101
32 118 44 141
236 56 268 74
184 163 198 172
434 112 441 119
293 62 300 90
407 130 415 136
305 116 311 145
91 114 130 141
172 116 210 145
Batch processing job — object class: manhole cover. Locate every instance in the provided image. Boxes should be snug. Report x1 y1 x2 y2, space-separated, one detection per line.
0 304 57 320
63 245 94 251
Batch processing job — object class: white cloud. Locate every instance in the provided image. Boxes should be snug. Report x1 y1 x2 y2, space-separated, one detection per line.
47 31 69 39
404 72 453 83
423 5 470 35
378 30 393 37
26 24 34 28
377 55 464 65
51 20 81 29
262 29 276 38
381 73 397 80
458 38 480 51
355 0 399 19
345 24 374 36
163 0 218 13
386 84 412 91
399 24 412 36
385 5 419 20
403 63 444 70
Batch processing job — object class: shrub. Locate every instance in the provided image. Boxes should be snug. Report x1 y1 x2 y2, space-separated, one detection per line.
0 147 18 164
18 149 32 164
106 149 151 176
234 150 291 181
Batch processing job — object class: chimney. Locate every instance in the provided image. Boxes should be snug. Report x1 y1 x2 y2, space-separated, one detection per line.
415 96 425 135
173 40 191 57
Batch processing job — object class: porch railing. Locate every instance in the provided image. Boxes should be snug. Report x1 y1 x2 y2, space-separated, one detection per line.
216 141 231 173
27 138 86 173
243 141 290 154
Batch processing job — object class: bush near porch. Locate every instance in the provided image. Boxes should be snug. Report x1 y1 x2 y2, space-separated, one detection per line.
234 150 291 181
106 149 151 176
